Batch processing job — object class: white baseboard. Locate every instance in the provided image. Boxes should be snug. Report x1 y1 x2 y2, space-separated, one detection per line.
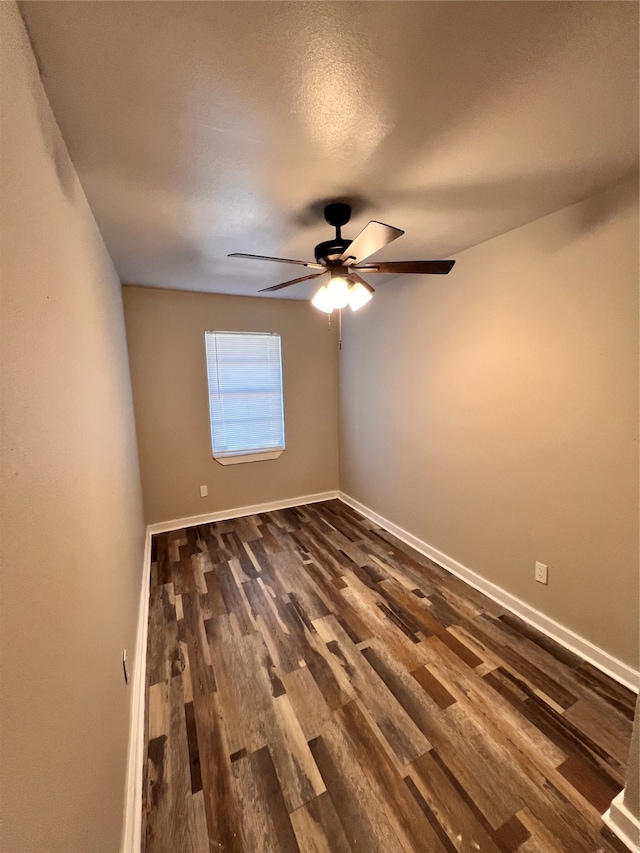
147 490 339 535
603 791 640 851
121 528 152 853
338 492 639 693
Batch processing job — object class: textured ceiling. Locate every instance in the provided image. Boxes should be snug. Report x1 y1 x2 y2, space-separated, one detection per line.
21 1 639 299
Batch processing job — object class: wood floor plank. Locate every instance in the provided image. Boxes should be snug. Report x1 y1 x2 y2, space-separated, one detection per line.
340 582 427 671
191 689 243 852
493 814 531 852
242 577 303 674
411 664 457 709
231 747 300 853
407 749 502 853
271 691 327 811
192 553 208 594
213 615 325 813
516 807 565 853
191 790 210 852
309 727 409 851
437 629 483 668
173 543 196 595
184 700 203 794
427 703 527 830
281 665 332 742
217 560 255 637
155 533 172 586
143 502 633 853
269 549 332 621
556 752 623 813
290 790 353 853
203 614 258 756
315 615 431 765
378 577 447 636
426 659 615 845
487 670 627 785
562 696 633 766
145 676 209 853
148 681 170 742
182 590 216 699
573 662 637 720
418 639 568 772
471 613 581 710
146 583 180 686
361 644 444 733
338 700 449 852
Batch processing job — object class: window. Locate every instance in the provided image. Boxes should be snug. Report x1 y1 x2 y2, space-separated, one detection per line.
205 331 285 465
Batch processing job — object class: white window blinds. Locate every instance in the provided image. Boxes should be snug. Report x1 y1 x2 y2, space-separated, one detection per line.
205 331 285 458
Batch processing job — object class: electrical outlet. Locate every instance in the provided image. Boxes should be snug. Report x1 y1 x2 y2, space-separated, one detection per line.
535 561 548 585
200 485 208 497
122 649 129 685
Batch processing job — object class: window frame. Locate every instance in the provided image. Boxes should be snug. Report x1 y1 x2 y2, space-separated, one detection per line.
204 330 286 466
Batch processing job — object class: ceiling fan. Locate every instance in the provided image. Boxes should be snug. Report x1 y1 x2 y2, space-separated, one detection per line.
228 202 455 313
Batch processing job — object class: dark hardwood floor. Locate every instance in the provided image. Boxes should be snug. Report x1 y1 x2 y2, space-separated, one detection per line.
142 499 635 852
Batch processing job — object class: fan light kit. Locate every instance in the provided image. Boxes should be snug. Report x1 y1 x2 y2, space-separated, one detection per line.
312 271 365 313
228 202 455 313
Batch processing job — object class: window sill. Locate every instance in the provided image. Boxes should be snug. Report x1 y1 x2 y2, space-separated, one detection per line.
213 449 284 466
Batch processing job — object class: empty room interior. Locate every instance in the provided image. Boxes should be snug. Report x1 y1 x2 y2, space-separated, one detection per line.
2 2 640 852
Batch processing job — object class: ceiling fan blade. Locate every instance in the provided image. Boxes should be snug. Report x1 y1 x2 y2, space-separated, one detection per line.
258 272 327 293
354 260 455 275
229 253 324 269
340 221 404 265
348 271 375 294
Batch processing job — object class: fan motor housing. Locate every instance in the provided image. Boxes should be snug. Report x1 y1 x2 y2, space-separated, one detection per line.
314 238 352 265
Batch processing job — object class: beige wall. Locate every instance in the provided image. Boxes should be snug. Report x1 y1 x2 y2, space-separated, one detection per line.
0 5 145 852
122 287 339 524
339 177 639 668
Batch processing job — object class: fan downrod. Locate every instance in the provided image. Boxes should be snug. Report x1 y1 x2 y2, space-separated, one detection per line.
314 203 352 264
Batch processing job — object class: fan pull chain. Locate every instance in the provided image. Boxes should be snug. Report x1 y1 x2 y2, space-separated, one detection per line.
339 308 342 350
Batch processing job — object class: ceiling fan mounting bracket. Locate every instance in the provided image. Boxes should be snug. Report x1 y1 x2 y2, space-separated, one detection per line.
324 202 352 229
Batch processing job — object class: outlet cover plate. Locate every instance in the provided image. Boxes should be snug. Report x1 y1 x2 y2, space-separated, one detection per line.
535 561 548 585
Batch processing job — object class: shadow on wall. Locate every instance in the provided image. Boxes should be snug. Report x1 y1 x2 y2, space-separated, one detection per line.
532 172 640 254
19 10 78 202
378 167 640 256
570 172 640 239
